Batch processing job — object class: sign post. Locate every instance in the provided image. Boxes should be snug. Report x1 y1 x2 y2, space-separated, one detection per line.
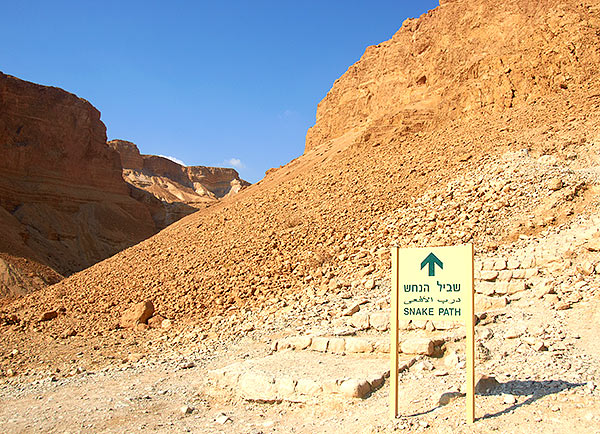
389 244 475 423
390 247 400 419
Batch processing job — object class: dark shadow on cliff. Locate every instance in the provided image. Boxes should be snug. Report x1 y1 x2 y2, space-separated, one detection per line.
127 184 199 230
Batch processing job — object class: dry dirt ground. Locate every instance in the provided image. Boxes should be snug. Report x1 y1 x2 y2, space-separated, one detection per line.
0 295 598 434
2 211 599 433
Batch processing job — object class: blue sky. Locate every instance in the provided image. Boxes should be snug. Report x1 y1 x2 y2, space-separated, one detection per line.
1 1 439 183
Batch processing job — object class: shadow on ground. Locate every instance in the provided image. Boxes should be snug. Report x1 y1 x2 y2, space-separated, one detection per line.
401 379 584 420
477 379 585 420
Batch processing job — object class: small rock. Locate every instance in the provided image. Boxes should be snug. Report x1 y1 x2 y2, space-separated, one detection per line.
328 337 346 353
119 300 154 329
554 301 571 311
147 315 165 329
480 270 499 281
181 405 194 415
438 391 464 405
547 178 563 191
475 375 500 394
413 360 434 371
127 353 145 363
444 352 460 368
577 261 595 276
61 329 77 339
339 379 371 398
310 337 329 352
345 338 373 353
369 312 389 331
296 378 322 395
503 394 517 404
215 413 231 424
135 323 149 331
287 336 312 350
342 303 361 316
350 312 370 330
505 329 523 339
584 239 600 252
401 337 434 356
39 311 58 322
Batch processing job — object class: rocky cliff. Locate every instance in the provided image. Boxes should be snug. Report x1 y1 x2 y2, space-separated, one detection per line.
0 72 157 277
0 73 250 297
306 0 600 152
108 139 249 222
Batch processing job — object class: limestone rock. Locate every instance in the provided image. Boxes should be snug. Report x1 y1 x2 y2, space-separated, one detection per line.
339 379 371 398
119 301 154 328
401 338 434 356
328 338 346 353
369 312 389 331
296 378 322 395
345 338 373 353
310 337 329 352
238 373 277 402
547 178 563 191
39 310 58 322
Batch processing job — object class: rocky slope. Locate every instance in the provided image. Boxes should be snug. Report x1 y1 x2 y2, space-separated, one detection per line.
5 0 598 332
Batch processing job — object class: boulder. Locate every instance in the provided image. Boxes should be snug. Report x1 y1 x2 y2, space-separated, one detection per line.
119 300 154 328
401 337 434 356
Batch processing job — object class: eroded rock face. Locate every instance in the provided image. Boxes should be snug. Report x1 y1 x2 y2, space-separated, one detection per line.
305 0 600 152
0 72 157 276
108 139 250 209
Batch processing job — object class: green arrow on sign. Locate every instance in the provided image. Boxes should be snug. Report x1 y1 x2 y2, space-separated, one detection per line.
421 252 443 276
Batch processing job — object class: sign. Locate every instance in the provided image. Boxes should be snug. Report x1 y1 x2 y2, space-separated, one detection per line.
390 244 475 424
397 245 471 322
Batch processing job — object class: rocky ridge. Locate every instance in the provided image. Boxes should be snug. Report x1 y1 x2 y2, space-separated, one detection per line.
108 139 249 226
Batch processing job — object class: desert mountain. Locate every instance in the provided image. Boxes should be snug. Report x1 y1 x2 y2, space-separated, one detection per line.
0 73 248 298
6 0 598 333
1 1 600 431
0 72 157 279
108 139 248 209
